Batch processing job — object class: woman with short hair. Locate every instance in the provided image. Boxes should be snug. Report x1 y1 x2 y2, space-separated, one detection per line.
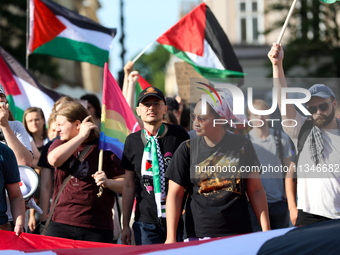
165 94 270 243
47 101 125 243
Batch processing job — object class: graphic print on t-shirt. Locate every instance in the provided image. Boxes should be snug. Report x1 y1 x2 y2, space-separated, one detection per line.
163 152 173 169
69 158 90 186
194 150 242 198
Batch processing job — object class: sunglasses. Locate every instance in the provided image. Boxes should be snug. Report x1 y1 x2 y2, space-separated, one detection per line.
140 102 165 109
190 113 209 124
307 101 333 114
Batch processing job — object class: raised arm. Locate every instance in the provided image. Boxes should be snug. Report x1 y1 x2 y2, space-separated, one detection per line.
48 116 97 167
122 61 134 99
268 43 297 122
0 105 33 166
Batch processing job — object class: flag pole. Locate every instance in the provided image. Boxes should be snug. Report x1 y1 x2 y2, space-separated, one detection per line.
132 41 156 63
276 0 298 44
97 148 104 197
26 0 30 69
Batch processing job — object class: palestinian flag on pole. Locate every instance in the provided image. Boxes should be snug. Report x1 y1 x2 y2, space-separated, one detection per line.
135 74 151 107
0 46 61 122
157 3 244 85
28 0 116 67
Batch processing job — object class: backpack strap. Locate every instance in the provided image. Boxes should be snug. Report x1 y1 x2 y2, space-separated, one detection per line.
295 120 313 166
244 132 250 140
274 129 283 165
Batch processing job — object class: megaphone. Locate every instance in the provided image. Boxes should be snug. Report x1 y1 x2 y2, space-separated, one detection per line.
18 165 39 201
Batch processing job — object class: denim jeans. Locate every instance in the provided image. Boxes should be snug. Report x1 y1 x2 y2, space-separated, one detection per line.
133 221 166 245
249 200 289 231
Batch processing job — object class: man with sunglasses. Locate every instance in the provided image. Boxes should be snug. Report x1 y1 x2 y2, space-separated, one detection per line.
121 81 189 245
269 43 340 226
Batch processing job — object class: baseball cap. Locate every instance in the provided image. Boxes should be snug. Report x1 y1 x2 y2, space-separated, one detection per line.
166 97 179 112
137 87 166 105
0 84 6 97
309 84 336 99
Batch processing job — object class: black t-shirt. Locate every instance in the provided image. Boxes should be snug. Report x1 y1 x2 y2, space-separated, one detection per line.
121 124 189 224
37 140 54 168
37 136 60 169
165 132 261 238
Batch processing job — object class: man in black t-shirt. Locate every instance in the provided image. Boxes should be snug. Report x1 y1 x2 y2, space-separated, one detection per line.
121 82 189 245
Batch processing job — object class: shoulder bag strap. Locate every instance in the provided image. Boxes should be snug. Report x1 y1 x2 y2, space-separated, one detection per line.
42 144 93 235
274 129 284 165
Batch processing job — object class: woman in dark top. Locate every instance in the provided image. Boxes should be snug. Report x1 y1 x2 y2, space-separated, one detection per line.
47 101 125 243
165 94 270 243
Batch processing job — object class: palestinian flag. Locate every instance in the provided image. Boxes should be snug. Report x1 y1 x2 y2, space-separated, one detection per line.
28 0 116 67
157 3 244 85
0 46 61 122
135 74 151 107
4 220 340 254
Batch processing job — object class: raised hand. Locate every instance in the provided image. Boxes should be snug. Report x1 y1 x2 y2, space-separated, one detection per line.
78 115 98 141
128 71 139 86
268 43 284 66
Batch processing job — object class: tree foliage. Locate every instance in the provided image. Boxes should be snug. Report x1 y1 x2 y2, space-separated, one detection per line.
0 0 60 81
265 0 340 77
133 44 171 92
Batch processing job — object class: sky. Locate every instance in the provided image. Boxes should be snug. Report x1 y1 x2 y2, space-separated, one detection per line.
97 0 200 79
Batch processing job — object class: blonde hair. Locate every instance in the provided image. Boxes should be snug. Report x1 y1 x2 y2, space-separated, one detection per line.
50 96 75 120
247 99 270 117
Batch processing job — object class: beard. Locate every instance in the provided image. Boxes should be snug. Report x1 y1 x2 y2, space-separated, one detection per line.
312 106 335 128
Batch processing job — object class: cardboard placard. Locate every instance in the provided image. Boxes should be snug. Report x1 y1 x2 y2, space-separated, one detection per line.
174 62 209 104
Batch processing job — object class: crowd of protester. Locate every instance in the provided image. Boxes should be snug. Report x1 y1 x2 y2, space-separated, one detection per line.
1 44 340 245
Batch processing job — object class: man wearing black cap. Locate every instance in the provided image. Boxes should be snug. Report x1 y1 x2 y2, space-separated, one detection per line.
269 43 340 226
121 86 189 245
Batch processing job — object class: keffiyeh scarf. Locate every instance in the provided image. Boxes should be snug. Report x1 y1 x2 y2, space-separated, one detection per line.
141 124 166 219
308 118 340 164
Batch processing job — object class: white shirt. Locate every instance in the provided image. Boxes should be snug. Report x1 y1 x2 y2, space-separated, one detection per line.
284 113 340 219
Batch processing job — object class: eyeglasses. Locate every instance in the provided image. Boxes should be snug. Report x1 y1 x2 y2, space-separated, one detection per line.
307 101 333 114
190 113 209 124
140 102 165 109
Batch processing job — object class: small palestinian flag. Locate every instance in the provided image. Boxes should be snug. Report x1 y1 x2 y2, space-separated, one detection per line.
157 3 244 85
135 74 151 107
0 46 61 122
29 0 116 67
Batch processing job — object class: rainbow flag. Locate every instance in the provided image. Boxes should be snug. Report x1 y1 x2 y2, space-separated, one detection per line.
135 74 151 107
99 63 140 159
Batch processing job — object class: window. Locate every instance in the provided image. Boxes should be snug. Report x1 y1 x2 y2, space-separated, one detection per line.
241 18 247 42
240 2 246 11
236 0 264 44
253 18 258 41
252 2 257 12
